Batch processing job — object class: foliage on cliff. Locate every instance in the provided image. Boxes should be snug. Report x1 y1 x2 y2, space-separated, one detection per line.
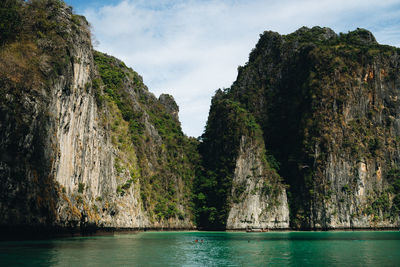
0 0 90 227
2 0 400 231
1 0 200 229
93 51 199 223
202 26 400 229
194 96 258 229
0 0 89 92
0 0 22 45
194 90 285 229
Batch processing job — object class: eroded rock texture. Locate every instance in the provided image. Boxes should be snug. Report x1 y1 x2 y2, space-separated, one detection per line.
1 1 399 232
0 0 197 232
200 26 400 230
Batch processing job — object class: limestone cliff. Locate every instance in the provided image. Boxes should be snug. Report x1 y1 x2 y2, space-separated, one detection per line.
159 94 179 121
226 135 289 229
2 1 400 233
202 26 400 229
0 0 197 233
194 94 289 230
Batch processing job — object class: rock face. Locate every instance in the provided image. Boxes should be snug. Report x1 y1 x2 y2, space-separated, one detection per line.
226 136 289 229
1 2 399 232
0 0 197 232
159 94 179 121
202 26 400 229
195 93 289 230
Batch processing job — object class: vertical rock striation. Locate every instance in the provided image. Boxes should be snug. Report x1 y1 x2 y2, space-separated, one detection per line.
195 93 289 230
0 0 197 233
201 26 400 229
226 136 289 229
1 1 399 232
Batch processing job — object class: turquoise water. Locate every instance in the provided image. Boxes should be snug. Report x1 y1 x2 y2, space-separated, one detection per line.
1 231 400 266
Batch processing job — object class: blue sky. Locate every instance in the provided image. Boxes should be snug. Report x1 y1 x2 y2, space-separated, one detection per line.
64 0 117 13
64 0 400 137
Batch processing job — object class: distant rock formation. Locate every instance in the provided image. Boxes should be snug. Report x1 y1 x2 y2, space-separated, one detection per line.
159 94 179 121
198 26 400 230
0 0 197 233
1 1 399 234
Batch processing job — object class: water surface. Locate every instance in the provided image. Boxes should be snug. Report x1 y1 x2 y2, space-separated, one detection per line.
1 231 399 266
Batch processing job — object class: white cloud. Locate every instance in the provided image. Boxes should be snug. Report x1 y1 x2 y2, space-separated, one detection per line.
84 0 400 137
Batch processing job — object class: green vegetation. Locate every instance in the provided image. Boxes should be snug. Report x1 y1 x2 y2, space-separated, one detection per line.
93 51 145 131
0 0 200 225
386 168 400 215
0 0 87 94
2 0 399 230
78 183 85 194
195 98 256 229
0 0 22 45
194 95 283 229
93 51 199 223
341 185 351 194
200 26 400 229
0 0 78 226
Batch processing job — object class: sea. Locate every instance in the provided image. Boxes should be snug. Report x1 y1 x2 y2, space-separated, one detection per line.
1 231 399 266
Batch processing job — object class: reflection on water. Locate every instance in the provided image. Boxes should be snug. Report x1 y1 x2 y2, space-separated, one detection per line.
0 231 400 266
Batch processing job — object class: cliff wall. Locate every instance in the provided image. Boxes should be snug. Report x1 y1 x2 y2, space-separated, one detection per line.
195 95 289 230
1 1 399 232
226 135 289 229
202 26 400 229
0 0 197 232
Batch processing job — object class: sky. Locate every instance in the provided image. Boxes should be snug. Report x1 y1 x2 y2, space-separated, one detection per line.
65 0 400 137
